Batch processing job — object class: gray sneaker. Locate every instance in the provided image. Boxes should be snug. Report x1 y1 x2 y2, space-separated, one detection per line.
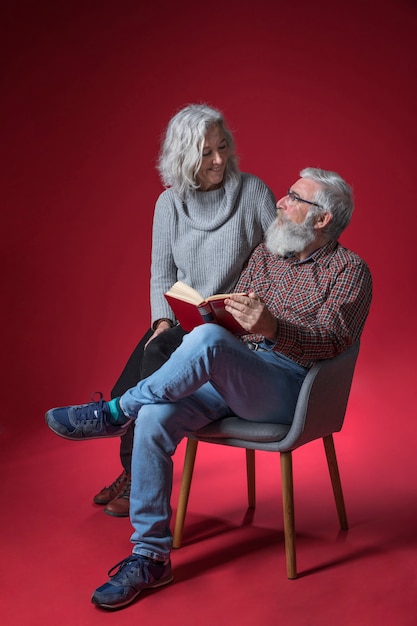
92 555 173 609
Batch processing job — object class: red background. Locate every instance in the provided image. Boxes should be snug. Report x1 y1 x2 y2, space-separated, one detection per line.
1 1 417 623
3 0 416 438
1 0 417 492
1 0 417 420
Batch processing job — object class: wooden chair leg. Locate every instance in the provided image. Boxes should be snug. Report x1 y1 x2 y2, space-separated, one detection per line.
246 449 256 508
173 438 199 548
280 451 297 579
323 434 348 530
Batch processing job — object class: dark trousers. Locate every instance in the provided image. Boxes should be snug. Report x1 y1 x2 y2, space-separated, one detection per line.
111 325 187 473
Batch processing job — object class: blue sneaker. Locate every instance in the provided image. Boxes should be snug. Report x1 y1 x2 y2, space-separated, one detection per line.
45 393 130 441
92 555 173 609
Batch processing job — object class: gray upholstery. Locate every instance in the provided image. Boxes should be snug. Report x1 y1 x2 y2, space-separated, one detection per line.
189 341 360 451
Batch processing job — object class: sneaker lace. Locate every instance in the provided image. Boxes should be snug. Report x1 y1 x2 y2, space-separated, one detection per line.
107 556 146 584
72 392 107 433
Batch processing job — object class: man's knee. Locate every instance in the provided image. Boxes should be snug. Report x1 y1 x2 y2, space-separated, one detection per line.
185 323 233 347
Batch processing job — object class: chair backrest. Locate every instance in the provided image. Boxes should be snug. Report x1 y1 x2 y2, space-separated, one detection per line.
192 342 360 453
279 341 360 451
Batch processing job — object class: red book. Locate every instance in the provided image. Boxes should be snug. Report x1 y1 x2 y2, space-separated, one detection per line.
164 281 247 335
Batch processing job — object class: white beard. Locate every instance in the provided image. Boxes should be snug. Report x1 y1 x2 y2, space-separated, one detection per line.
265 211 316 257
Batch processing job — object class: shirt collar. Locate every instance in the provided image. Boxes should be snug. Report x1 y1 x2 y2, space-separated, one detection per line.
289 240 339 265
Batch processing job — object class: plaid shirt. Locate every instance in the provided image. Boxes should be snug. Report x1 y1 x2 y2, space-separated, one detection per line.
235 240 373 368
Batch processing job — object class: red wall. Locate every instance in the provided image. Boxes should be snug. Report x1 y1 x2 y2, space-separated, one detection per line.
2 0 417 452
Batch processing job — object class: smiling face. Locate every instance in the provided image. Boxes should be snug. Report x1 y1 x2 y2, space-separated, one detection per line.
196 124 229 191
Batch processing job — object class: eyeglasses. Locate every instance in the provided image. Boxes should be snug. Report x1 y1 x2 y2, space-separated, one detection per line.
287 189 323 209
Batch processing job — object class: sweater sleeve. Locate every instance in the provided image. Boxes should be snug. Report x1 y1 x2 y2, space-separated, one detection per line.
149 193 178 323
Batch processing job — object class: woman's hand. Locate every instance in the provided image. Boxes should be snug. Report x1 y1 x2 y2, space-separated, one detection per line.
145 320 172 348
224 292 278 341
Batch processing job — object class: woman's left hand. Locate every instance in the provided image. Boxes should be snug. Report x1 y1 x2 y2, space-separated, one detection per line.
145 320 172 348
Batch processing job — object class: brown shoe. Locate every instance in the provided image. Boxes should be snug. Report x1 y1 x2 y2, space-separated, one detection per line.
93 470 129 505
104 476 131 517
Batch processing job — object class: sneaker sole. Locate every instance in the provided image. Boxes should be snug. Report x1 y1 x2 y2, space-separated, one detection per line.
91 574 174 610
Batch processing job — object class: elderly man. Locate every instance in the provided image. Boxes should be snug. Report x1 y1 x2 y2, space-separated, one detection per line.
46 167 372 610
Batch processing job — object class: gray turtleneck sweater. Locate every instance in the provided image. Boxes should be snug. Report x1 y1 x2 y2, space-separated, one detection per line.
150 172 276 323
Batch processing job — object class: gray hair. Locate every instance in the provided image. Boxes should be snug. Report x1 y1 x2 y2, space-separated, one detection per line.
300 167 354 240
157 104 240 197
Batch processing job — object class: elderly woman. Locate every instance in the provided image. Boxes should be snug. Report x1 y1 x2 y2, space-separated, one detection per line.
92 103 277 515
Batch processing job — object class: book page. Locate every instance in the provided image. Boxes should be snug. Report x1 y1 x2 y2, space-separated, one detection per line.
165 281 246 305
165 281 204 305
206 292 246 302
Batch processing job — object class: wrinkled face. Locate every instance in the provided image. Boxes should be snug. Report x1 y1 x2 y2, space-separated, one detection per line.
276 178 322 223
196 124 229 191
265 178 323 257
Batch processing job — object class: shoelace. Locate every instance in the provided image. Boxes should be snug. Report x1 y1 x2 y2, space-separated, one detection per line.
108 556 144 581
73 392 107 433
110 471 127 491
102 470 127 498
118 478 131 501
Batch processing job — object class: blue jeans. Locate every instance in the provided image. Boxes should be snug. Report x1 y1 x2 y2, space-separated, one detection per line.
119 324 307 561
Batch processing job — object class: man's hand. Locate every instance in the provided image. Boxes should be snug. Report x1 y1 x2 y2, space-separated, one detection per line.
224 292 278 341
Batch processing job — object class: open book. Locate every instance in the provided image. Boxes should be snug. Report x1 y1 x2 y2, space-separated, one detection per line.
164 281 247 335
